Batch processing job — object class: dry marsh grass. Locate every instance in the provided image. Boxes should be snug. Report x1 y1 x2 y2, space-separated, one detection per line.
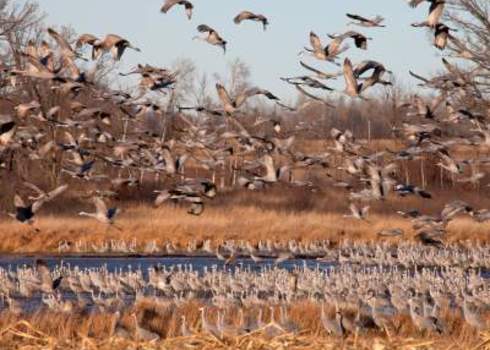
1 203 490 253
0 300 489 350
0 182 488 254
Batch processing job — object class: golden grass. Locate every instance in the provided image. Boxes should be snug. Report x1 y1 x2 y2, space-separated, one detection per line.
1 202 490 253
0 300 489 350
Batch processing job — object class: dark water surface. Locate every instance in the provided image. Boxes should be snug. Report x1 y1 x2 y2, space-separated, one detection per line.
0 255 337 276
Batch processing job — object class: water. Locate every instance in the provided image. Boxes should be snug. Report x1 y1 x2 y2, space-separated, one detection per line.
0 255 337 276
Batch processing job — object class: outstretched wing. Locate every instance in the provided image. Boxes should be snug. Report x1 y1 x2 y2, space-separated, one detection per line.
75 33 99 48
295 85 334 108
408 0 426 8
234 11 255 24
309 31 323 52
343 58 359 95
346 13 369 22
14 194 25 208
161 0 180 13
244 87 279 101
47 28 74 53
46 184 68 201
409 70 430 83
215 83 234 107
197 24 214 34
300 61 339 79
93 197 108 215
23 182 45 196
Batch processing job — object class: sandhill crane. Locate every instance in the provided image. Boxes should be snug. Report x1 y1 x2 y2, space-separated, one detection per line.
461 291 486 330
294 85 335 107
329 31 371 50
279 305 299 333
437 152 463 174
194 25 227 53
344 203 369 220
216 83 279 114
299 61 340 80
321 303 345 336
180 315 193 336
234 11 269 31
9 184 67 225
409 0 445 27
434 23 456 50
415 231 444 246
161 0 193 20
35 260 62 293
251 154 279 184
394 184 432 198
343 58 363 97
351 61 392 92
92 34 141 61
78 197 120 226
408 297 444 333
130 311 160 342
353 60 392 79
217 309 241 337
441 200 473 221
111 311 131 339
75 33 99 49
11 53 62 81
302 31 349 64
23 182 68 202
47 28 86 61
411 21 456 50
199 307 219 336
281 75 333 91
186 195 205 215
346 13 385 27
155 178 216 215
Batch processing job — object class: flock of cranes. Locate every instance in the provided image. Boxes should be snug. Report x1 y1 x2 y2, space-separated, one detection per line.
0 0 489 343
0 250 489 339
1 0 486 238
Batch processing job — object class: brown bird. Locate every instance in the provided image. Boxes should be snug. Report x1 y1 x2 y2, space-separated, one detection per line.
47 28 86 61
161 0 194 20
92 34 141 61
434 23 456 50
409 0 445 27
216 83 279 114
234 11 269 31
411 21 456 50
194 25 227 53
75 33 99 53
329 31 371 50
343 58 362 97
303 31 349 64
346 13 385 27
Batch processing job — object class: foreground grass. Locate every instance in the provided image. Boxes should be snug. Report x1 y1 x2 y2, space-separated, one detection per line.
0 300 488 350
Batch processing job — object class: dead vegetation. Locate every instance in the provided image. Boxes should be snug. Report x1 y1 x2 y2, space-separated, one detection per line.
0 187 489 254
0 300 489 350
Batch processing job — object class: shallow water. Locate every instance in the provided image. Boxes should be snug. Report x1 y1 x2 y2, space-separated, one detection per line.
0 255 336 277
1 255 488 315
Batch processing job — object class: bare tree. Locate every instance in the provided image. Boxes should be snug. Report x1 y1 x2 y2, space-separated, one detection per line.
445 0 490 101
0 1 44 68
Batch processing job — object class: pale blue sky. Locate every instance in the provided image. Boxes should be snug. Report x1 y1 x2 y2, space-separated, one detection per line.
37 0 444 100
